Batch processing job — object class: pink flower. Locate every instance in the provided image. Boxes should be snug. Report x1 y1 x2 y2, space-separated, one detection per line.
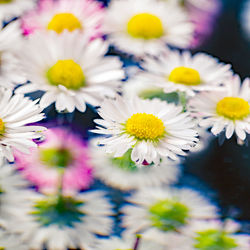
14 127 94 195
21 0 105 39
185 0 221 48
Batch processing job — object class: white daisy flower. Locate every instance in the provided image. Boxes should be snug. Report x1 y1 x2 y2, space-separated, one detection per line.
0 21 27 89
0 229 28 250
90 138 180 190
0 164 34 229
122 187 218 247
14 191 113 250
0 0 35 22
188 75 250 142
16 31 125 113
0 88 45 162
137 49 232 97
21 0 105 38
122 81 212 153
92 95 198 164
184 219 250 250
103 0 194 57
189 127 214 153
95 235 166 250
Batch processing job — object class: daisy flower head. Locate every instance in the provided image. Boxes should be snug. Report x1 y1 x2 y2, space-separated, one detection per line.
122 187 218 246
15 127 94 195
185 219 250 250
21 0 105 38
92 95 198 165
103 0 194 57
188 75 250 142
0 0 35 22
17 191 113 250
90 138 179 190
138 49 232 97
0 21 27 89
0 164 34 229
0 229 28 250
16 31 124 113
0 88 45 163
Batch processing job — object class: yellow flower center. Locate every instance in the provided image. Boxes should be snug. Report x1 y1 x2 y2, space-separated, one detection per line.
168 66 201 86
47 13 82 34
47 59 86 90
0 118 5 136
216 97 250 120
127 13 164 40
126 113 165 140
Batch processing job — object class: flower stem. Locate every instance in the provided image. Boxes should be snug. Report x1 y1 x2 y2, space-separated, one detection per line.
178 91 187 112
57 168 65 196
133 235 141 250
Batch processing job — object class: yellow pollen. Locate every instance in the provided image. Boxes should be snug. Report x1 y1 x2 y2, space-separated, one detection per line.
47 13 82 34
168 66 201 86
127 13 164 40
0 118 5 136
216 97 250 120
126 113 165 140
47 59 86 90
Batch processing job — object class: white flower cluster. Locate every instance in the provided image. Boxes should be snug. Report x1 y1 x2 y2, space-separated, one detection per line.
0 0 248 249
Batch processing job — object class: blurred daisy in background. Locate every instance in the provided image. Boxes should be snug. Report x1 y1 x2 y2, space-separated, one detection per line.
0 164 34 229
179 0 221 15
122 187 218 247
184 219 250 249
95 235 166 250
0 88 45 163
90 138 179 190
0 229 28 250
0 0 35 22
122 78 171 101
93 95 198 164
137 49 232 97
16 32 124 113
14 190 113 250
103 0 194 57
122 62 179 104
15 127 94 195
241 0 250 41
21 0 105 38
170 0 221 48
188 75 250 142
184 0 221 48
0 21 27 89
95 236 139 250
